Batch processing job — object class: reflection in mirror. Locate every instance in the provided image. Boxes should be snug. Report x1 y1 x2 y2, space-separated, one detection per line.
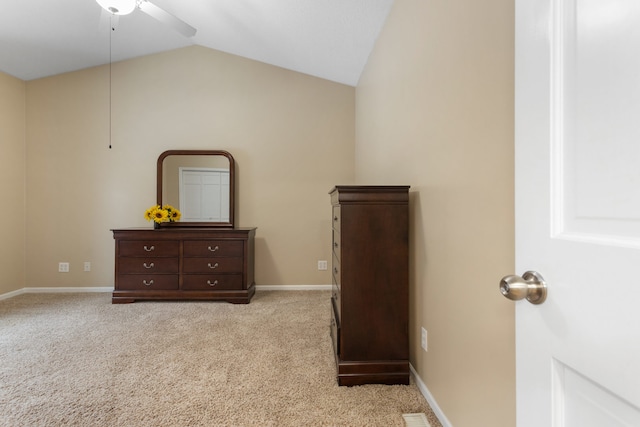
157 150 235 228
163 155 230 221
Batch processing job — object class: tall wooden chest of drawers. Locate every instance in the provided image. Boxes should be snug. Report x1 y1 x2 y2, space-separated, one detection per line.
329 186 410 386
112 227 256 304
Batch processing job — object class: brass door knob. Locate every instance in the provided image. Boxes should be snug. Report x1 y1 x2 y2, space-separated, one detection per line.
499 271 547 305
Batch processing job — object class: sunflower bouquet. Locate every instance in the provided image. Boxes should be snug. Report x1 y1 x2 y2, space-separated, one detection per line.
145 204 182 225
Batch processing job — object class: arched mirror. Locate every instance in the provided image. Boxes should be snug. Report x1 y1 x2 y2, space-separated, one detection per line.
157 150 235 228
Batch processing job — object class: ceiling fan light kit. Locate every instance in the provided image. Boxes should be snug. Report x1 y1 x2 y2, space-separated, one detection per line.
96 0 136 15
95 0 197 37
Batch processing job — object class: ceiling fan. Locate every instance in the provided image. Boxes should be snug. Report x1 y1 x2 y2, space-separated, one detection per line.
96 0 197 38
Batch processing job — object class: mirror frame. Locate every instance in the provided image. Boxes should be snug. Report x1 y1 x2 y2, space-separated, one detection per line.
156 149 235 228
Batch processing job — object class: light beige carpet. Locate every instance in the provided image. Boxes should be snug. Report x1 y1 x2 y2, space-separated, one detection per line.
0 291 440 426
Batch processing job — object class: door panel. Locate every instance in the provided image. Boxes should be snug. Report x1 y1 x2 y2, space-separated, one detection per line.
515 0 640 425
553 361 640 426
554 0 640 243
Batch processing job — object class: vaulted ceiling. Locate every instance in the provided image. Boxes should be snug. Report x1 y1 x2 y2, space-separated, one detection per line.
0 0 394 86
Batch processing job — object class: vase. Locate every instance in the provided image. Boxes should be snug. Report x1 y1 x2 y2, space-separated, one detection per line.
153 222 160 229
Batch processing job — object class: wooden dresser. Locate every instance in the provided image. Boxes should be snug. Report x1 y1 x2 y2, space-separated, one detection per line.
329 185 410 386
112 227 256 304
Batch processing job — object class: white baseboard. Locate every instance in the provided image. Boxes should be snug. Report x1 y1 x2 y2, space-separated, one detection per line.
0 285 329 301
0 287 114 301
410 364 453 427
256 284 332 291
24 287 114 293
0 288 26 301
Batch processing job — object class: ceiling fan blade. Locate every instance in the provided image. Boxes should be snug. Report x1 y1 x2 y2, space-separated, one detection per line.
137 1 197 38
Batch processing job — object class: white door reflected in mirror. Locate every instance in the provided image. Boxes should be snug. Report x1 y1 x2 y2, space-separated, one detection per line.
179 168 230 222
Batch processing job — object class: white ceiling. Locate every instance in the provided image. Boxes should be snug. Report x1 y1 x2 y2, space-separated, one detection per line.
0 0 394 86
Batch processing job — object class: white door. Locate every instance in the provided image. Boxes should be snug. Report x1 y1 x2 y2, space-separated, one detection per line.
513 0 640 425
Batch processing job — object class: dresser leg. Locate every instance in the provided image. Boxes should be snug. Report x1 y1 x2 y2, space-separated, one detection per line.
111 297 135 304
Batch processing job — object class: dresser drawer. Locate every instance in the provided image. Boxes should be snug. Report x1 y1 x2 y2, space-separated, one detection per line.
118 257 179 274
332 206 341 233
182 274 243 290
117 274 179 290
183 257 243 273
183 240 243 257
118 240 179 257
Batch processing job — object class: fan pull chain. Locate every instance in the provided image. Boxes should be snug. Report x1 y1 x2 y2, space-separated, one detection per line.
108 15 114 149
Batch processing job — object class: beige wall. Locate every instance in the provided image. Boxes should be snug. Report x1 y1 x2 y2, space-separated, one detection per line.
24 46 354 288
0 72 26 295
356 1 515 426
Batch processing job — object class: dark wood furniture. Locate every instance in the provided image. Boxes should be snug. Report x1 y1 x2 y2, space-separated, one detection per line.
112 227 256 304
157 150 236 228
329 185 410 386
112 150 257 304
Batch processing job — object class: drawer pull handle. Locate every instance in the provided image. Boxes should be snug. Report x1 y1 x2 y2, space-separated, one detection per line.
208 245 220 252
143 279 154 286
334 216 338 221
334 267 338 274
143 245 155 252
207 262 219 269
334 242 338 248
207 280 219 287
143 262 155 269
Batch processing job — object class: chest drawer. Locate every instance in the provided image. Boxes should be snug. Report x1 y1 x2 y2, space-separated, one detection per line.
330 300 340 355
118 257 179 274
332 206 341 233
117 274 179 290
332 230 340 260
183 257 243 273
332 252 341 286
118 240 179 257
182 274 243 291
332 281 341 318
183 240 243 257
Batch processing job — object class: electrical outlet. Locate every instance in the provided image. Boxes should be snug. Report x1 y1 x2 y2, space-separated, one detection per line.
58 262 70 273
421 327 428 352
317 260 328 270
84 262 91 272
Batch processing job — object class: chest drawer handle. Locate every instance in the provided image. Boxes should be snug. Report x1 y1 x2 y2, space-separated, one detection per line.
334 267 338 274
334 242 338 248
334 216 338 222
207 262 219 269
207 245 220 252
143 262 155 269
143 279 154 286
143 245 155 252
207 280 219 287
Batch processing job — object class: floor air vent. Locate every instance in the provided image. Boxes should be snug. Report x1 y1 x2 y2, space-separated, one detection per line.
402 412 431 427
